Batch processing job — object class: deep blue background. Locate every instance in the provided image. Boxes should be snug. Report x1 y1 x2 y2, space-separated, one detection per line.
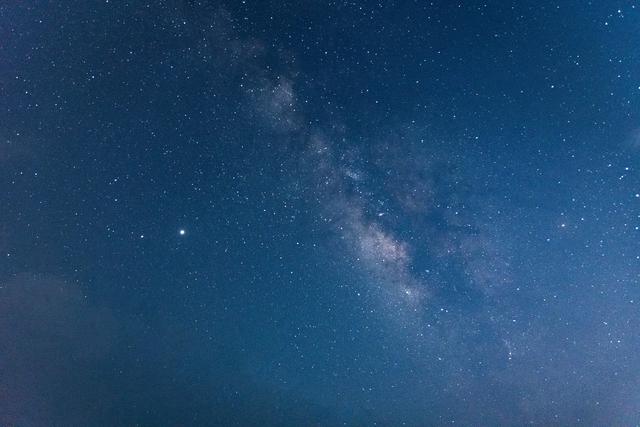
2 1 640 425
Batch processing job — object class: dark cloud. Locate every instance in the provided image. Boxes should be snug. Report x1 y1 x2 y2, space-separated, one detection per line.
0 273 117 425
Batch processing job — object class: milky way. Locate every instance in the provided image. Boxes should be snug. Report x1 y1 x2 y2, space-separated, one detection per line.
2 2 640 425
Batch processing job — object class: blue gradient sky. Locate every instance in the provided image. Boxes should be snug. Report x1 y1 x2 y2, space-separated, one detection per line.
2 1 640 425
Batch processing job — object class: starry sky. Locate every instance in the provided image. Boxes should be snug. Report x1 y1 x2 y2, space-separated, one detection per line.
2 1 640 425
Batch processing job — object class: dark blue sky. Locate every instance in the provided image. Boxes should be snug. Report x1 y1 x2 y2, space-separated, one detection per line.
2 1 640 425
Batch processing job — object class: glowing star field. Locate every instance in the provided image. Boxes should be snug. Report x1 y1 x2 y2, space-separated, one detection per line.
1 1 640 425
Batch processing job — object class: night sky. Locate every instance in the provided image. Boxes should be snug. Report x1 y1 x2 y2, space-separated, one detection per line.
2 1 640 425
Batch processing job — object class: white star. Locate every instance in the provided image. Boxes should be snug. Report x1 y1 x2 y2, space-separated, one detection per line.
179 229 186 236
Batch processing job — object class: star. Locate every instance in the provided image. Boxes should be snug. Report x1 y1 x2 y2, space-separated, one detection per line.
179 229 186 236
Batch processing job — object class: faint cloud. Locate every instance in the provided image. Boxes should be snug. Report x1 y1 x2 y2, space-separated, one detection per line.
626 127 640 151
0 273 117 425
